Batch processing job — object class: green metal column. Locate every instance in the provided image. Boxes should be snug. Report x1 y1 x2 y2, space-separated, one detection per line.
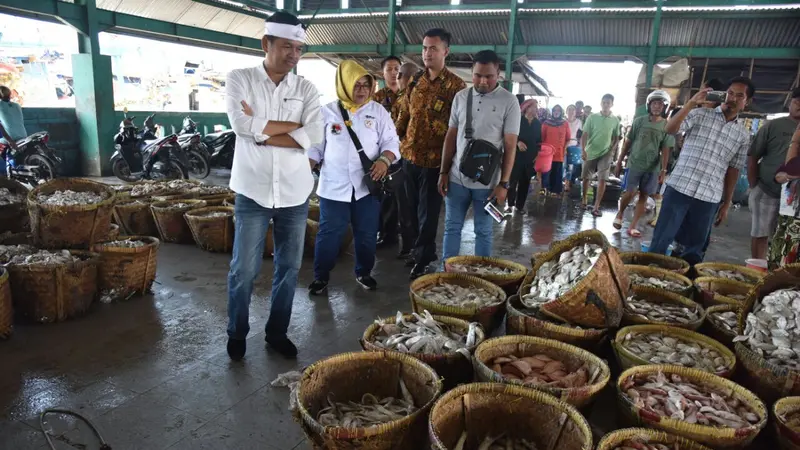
645 0 664 89
387 0 397 56
504 0 519 91
73 0 116 176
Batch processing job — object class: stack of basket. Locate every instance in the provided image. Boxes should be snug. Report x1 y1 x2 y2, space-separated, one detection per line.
0 178 30 234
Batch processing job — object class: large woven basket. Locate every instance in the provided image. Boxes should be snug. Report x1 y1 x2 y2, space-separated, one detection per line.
596 428 713 450
623 285 706 330
694 276 753 307
775 397 800 450
5 250 99 323
473 335 610 408
428 383 592 450
113 199 158 236
616 365 767 449
295 351 442 450
626 264 694 297
150 191 200 202
185 207 234 252
0 178 30 233
443 255 528 294
150 199 207 244
618 251 691 275
0 267 12 339
27 178 115 249
505 294 607 350
522 230 628 328
361 314 485 391
613 324 736 378
409 273 506 332
702 304 739 348
695 262 764 284
308 201 321 221
91 236 159 297
197 193 234 206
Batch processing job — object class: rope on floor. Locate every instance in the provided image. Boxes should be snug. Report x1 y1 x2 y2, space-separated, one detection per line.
40 408 112 450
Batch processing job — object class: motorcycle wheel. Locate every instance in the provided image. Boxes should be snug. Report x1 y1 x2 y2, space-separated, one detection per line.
166 157 189 180
188 149 211 179
112 157 139 182
25 154 55 184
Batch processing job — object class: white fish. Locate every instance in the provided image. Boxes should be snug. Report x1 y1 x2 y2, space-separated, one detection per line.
522 243 602 308
37 190 106 206
737 288 800 369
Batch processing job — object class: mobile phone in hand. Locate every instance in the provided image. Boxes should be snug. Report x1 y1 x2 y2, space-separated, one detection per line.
484 201 507 224
706 91 727 104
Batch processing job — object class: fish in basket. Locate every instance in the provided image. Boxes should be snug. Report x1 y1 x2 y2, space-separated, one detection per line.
443 255 528 295
625 265 694 297
505 294 607 350
596 428 713 450
694 262 764 285
622 286 706 331
409 273 506 332
618 251 691 275
693 277 753 308
774 396 800 450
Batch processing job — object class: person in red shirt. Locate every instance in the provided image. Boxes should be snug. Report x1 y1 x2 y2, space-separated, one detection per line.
539 105 571 196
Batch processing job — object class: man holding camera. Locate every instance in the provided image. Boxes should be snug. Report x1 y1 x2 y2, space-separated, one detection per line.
649 77 755 264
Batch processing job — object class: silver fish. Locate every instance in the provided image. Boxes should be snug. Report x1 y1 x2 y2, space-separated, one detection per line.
625 295 700 324
316 380 417 428
708 310 738 334
621 332 729 373
702 268 753 283
449 262 513 276
371 310 477 355
522 243 602 308
453 432 538 450
104 239 148 248
1 246 79 265
734 288 800 369
629 273 687 293
193 211 231 218
420 281 502 309
37 190 106 206
0 187 25 206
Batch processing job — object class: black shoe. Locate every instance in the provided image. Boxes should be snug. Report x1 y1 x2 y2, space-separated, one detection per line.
356 275 378 290
410 264 427 280
308 280 328 295
397 249 412 260
265 335 298 358
227 338 246 361
404 257 416 268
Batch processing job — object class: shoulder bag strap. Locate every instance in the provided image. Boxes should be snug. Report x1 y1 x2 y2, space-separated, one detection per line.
337 101 374 173
464 88 474 141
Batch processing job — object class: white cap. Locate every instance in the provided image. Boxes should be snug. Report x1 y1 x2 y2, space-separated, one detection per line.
265 22 307 43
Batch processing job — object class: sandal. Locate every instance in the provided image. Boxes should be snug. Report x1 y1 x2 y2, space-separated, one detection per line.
591 209 602 217
628 228 642 238
613 217 623 230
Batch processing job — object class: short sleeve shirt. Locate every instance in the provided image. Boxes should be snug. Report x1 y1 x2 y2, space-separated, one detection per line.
626 116 675 173
583 112 620 160
0 101 27 144
749 117 797 198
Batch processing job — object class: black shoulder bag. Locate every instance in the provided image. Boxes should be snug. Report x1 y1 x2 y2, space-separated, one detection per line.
459 89 502 185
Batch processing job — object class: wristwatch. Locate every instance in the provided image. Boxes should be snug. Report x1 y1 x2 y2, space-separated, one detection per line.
499 181 510 190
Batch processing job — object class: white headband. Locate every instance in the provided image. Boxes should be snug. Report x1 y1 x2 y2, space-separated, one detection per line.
265 22 307 43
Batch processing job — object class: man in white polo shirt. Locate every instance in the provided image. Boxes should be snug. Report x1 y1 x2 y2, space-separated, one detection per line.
224 12 323 361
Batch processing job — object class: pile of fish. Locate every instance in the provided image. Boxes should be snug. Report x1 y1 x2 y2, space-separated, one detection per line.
109 184 134 192
619 332 729 373
454 433 538 450
36 190 107 206
779 409 800 431
489 353 593 388
419 281 502 309
733 288 800 369
190 184 230 195
448 262 513 276
159 202 193 210
0 244 38 264
621 371 760 429
371 311 478 355
624 295 700 325
193 211 231 218
629 273 687 293
130 182 174 197
701 268 753 283
316 380 416 428
611 439 682 450
104 239 147 248
1 246 79 265
708 310 738 335
522 244 603 308
0 187 25 205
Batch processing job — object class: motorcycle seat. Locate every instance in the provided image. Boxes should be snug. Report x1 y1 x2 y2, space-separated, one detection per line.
13 132 47 147
202 131 234 144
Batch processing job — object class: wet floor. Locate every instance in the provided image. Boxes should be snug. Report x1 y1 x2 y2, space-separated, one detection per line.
1 171 755 449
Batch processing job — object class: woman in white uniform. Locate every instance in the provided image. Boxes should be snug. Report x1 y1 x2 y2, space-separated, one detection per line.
307 61 400 293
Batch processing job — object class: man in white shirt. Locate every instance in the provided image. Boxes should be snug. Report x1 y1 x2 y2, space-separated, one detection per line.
224 12 323 361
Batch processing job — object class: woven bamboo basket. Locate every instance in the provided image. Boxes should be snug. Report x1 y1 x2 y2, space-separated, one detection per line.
410 273 507 332
505 294 607 349
734 267 800 404
521 230 628 328
185 207 234 252
443 256 528 294
91 236 159 297
428 382 592 450
151 191 200 202
150 199 206 244
0 178 30 233
5 250 99 323
775 397 800 450
596 428 713 450
223 195 235 206
626 264 694 297
27 178 115 249
361 314 485 391
612 324 736 378
302 219 353 256
295 351 442 450
0 267 12 339
103 223 120 241
623 285 706 330
473 335 610 408
197 193 234 206
702 304 739 348
695 262 764 284
113 199 158 237
694 276 753 307
616 365 767 449
308 201 320 221
618 251 691 275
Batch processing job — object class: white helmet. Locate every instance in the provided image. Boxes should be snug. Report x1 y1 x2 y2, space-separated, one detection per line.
646 90 671 115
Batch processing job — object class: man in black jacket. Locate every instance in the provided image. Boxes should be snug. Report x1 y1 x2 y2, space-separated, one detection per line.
506 97 542 213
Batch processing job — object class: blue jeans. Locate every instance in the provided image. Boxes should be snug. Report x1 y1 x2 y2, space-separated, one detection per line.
541 161 564 194
650 186 717 265
442 181 494 261
227 194 308 340
314 194 380 281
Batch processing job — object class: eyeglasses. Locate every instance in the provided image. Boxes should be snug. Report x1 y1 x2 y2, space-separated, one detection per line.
353 83 371 91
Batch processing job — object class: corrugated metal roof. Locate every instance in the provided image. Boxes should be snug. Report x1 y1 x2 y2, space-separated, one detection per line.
518 17 652 46
306 21 389 45
658 18 800 48
400 19 510 45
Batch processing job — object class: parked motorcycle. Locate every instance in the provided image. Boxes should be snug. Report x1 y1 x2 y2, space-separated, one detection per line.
110 114 189 182
0 131 60 185
177 116 211 179
203 129 235 169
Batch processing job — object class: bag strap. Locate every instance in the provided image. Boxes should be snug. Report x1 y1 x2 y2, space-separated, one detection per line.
465 88 474 141
337 101 374 172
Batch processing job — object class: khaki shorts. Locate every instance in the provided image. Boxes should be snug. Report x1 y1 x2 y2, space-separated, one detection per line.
749 184 779 238
582 151 613 180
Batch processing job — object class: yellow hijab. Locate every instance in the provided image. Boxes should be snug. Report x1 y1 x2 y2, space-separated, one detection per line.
336 60 374 113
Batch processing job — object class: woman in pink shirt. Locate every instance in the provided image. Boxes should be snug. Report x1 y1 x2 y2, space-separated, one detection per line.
540 105 571 196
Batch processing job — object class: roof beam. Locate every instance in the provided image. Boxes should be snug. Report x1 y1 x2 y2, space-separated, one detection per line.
645 0 664 89
191 0 274 18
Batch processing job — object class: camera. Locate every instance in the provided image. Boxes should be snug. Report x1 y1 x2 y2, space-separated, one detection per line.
705 91 727 104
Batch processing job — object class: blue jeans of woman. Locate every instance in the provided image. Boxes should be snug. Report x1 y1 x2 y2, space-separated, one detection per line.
227 194 308 341
314 193 380 281
649 186 718 265
541 161 564 194
442 181 494 261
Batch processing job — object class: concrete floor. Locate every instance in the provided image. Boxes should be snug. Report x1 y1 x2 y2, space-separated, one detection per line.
1 170 756 449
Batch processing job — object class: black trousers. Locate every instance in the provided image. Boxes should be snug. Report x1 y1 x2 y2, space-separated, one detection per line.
403 160 443 266
378 179 415 252
507 158 535 209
